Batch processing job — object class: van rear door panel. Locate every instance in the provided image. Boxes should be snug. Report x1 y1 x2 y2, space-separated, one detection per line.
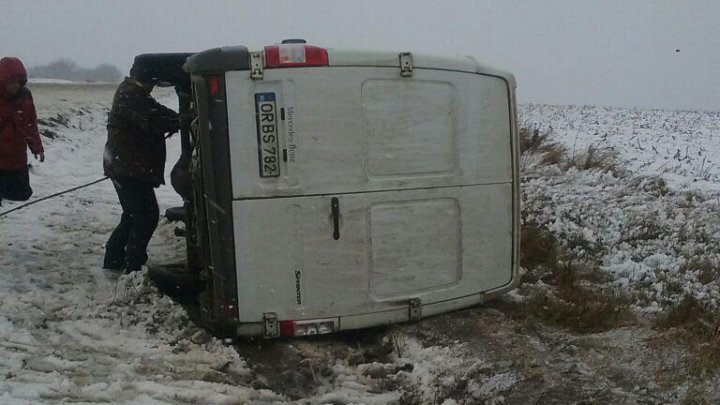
232 183 512 322
225 67 512 199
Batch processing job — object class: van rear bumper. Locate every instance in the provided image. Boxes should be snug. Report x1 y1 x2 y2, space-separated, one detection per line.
236 276 519 337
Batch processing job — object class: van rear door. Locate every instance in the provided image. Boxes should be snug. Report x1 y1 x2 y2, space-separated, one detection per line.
225 48 518 334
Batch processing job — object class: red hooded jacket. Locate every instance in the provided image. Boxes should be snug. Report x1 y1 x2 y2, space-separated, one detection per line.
0 57 43 170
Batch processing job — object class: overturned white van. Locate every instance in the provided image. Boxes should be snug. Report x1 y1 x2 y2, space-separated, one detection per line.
178 41 519 337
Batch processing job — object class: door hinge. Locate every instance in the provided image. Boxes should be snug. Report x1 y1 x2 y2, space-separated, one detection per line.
408 298 421 321
250 51 264 80
399 52 413 77
264 312 279 337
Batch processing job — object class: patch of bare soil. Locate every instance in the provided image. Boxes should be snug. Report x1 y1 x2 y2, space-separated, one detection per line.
232 327 400 401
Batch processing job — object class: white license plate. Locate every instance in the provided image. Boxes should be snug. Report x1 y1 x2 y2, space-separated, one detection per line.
255 92 280 177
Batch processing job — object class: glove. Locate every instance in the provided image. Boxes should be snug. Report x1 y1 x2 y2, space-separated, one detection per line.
178 112 193 129
156 116 180 137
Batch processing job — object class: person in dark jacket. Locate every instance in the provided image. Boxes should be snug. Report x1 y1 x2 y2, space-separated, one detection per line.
0 57 45 205
103 63 179 273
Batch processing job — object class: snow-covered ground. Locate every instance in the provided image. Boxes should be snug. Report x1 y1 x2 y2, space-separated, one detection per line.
0 84 427 404
520 104 720 311
28 78 112 85
2 85 720 404
521 104 720 192
0 85 280 404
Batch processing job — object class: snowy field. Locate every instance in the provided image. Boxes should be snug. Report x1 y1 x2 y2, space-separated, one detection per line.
520 105 720 311
1 84 720 404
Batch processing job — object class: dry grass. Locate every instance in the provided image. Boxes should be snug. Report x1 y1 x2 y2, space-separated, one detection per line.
520 223 558 277
519 127 546 152
519 127 567 167
630 176 669 197
523 262 632 333
682 387 714 405
566 146 618 173
678 190 706 209
523 289 630 333
565 232 605 259
515 222 632 333
620 215 668 244
653 296 709 331
688 343 720 378
520 127 618 173
521 223 610 284
653 296 720 377
680 257 720 285
516 132 630 333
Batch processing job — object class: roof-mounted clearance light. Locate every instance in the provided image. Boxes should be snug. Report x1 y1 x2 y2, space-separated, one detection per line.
264 44 329 68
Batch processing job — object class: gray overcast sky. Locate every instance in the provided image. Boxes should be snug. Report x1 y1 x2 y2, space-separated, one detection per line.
3 0 719 111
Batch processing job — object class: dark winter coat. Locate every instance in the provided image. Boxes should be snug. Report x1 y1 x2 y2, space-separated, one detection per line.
0 57 44 171
103 77 179 186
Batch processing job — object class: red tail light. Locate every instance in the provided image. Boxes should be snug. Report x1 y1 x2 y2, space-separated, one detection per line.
208 75 220 95
280 320 295 337
264 44 329 68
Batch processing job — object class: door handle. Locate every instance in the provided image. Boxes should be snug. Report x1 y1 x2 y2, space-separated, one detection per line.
331 197 340 240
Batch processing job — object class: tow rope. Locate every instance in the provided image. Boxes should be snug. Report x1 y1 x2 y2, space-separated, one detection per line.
0 176 109 218
0 133 179 219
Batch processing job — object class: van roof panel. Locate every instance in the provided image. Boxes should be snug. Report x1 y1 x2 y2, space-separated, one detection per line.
327 49 516 87
182 45 516 88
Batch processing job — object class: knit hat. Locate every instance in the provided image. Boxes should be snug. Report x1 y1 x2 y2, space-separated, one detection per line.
129 59 158 84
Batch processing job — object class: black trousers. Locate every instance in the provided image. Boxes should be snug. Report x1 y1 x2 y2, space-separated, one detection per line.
0 166 33 205
104 177 159 272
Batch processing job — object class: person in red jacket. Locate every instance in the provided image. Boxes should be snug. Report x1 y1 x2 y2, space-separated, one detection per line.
0 57 45 205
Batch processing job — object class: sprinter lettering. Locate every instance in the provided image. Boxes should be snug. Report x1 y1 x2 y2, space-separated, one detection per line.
294 269 302 305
